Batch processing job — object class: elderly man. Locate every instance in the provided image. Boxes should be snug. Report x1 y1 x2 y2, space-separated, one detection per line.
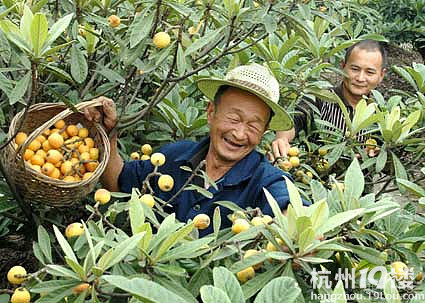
271 39 387 160
86 63 298 236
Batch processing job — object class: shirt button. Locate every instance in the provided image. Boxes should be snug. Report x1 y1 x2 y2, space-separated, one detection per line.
193 204 201 211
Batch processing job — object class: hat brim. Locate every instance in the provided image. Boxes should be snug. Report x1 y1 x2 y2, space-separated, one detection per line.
197 78 293 131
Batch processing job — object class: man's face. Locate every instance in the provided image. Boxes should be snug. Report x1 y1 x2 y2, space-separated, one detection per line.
342 47 386 101
207 87 271 165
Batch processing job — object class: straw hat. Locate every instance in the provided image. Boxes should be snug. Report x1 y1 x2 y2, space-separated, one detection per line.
197 63 293 131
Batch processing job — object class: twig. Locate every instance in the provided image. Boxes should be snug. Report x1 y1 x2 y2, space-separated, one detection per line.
0 289 13 294
167 160 206 204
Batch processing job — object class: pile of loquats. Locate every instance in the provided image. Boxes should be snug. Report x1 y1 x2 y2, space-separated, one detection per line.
15 119 100 182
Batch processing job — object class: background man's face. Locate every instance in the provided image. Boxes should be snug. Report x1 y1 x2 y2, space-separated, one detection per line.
342 47 386 100
207 87 270 164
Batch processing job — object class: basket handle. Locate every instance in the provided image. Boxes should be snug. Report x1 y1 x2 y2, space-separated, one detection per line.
18 99 106 156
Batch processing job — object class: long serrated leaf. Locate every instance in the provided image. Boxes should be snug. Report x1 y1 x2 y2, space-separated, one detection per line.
31 13 48 57
213 267 244 303
154 222 195 261
70 45 88 83
159 237 213 262
103 275 189 303
9 71 30 105
396 178 425 197
20 5 33 44
65 256 86 280
392 152 408 194
100 232 144 271
184 28 223 56
129 192 145 235
344 158 364 208
317 208 364 235
45 265 81 280
45 13 73 47
254 277 301 303
38 225 52 263
213 206 221 240
53 225 78 264
383 275 401 303
284 176 304 217
129 13 153 48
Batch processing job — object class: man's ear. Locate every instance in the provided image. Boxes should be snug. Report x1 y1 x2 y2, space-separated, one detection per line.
340 60 346 69
206 102 215 124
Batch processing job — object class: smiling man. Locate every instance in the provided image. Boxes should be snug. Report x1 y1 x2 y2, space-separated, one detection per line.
271 39 387 160
85 63 300 236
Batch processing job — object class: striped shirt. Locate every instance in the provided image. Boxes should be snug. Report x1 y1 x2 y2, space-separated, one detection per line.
293 84 368 142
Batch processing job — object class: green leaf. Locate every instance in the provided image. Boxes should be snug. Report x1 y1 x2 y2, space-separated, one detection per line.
102 275 189 303
159 237 213 262
9 71 30 105
31 13 48 57
342 243 384 265
284 177 304 217
263 188 288 231
154 222 194 261
327 280 347 303
383 275 401 303
45 13 73 47
177 44 187 75
308 199 329 231
154 275 198 303
37 225 52 263
129 190 145 235
20 5 33 44
230 252 268 273
129 13 153 48
184 184 213 199
53 225 78 264
98 232 144 271
253 277 301 303
42 40 74 57
65 256 86 280
317 208 364 235
327 142 346 166
375 147 387 173
30 279 79 293
392 152 408 194
310 180 327 203
70 45 88 83
213 267 244 303
396 178 425 197
344 158 364 207
298 227 315 254
213 206 221 240
200 285 232 303
45 265 81 280
214 201 245 213
184 27 223 57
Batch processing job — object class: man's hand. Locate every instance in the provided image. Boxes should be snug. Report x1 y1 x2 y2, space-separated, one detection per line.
268 128 296 162
269 137 291 162
84 96 117 132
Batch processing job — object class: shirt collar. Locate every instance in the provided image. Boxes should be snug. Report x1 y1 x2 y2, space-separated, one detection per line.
174 136 262 186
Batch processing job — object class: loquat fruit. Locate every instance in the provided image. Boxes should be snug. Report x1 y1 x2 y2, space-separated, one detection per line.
193 214 210 230
94 188 111 205
7 266 27 285
158 174 174 191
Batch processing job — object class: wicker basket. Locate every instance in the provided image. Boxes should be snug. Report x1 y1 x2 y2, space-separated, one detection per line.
0 100 110 207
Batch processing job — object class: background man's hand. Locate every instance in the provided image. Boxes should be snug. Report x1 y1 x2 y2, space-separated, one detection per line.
84 96 117 132
269 137 291 162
